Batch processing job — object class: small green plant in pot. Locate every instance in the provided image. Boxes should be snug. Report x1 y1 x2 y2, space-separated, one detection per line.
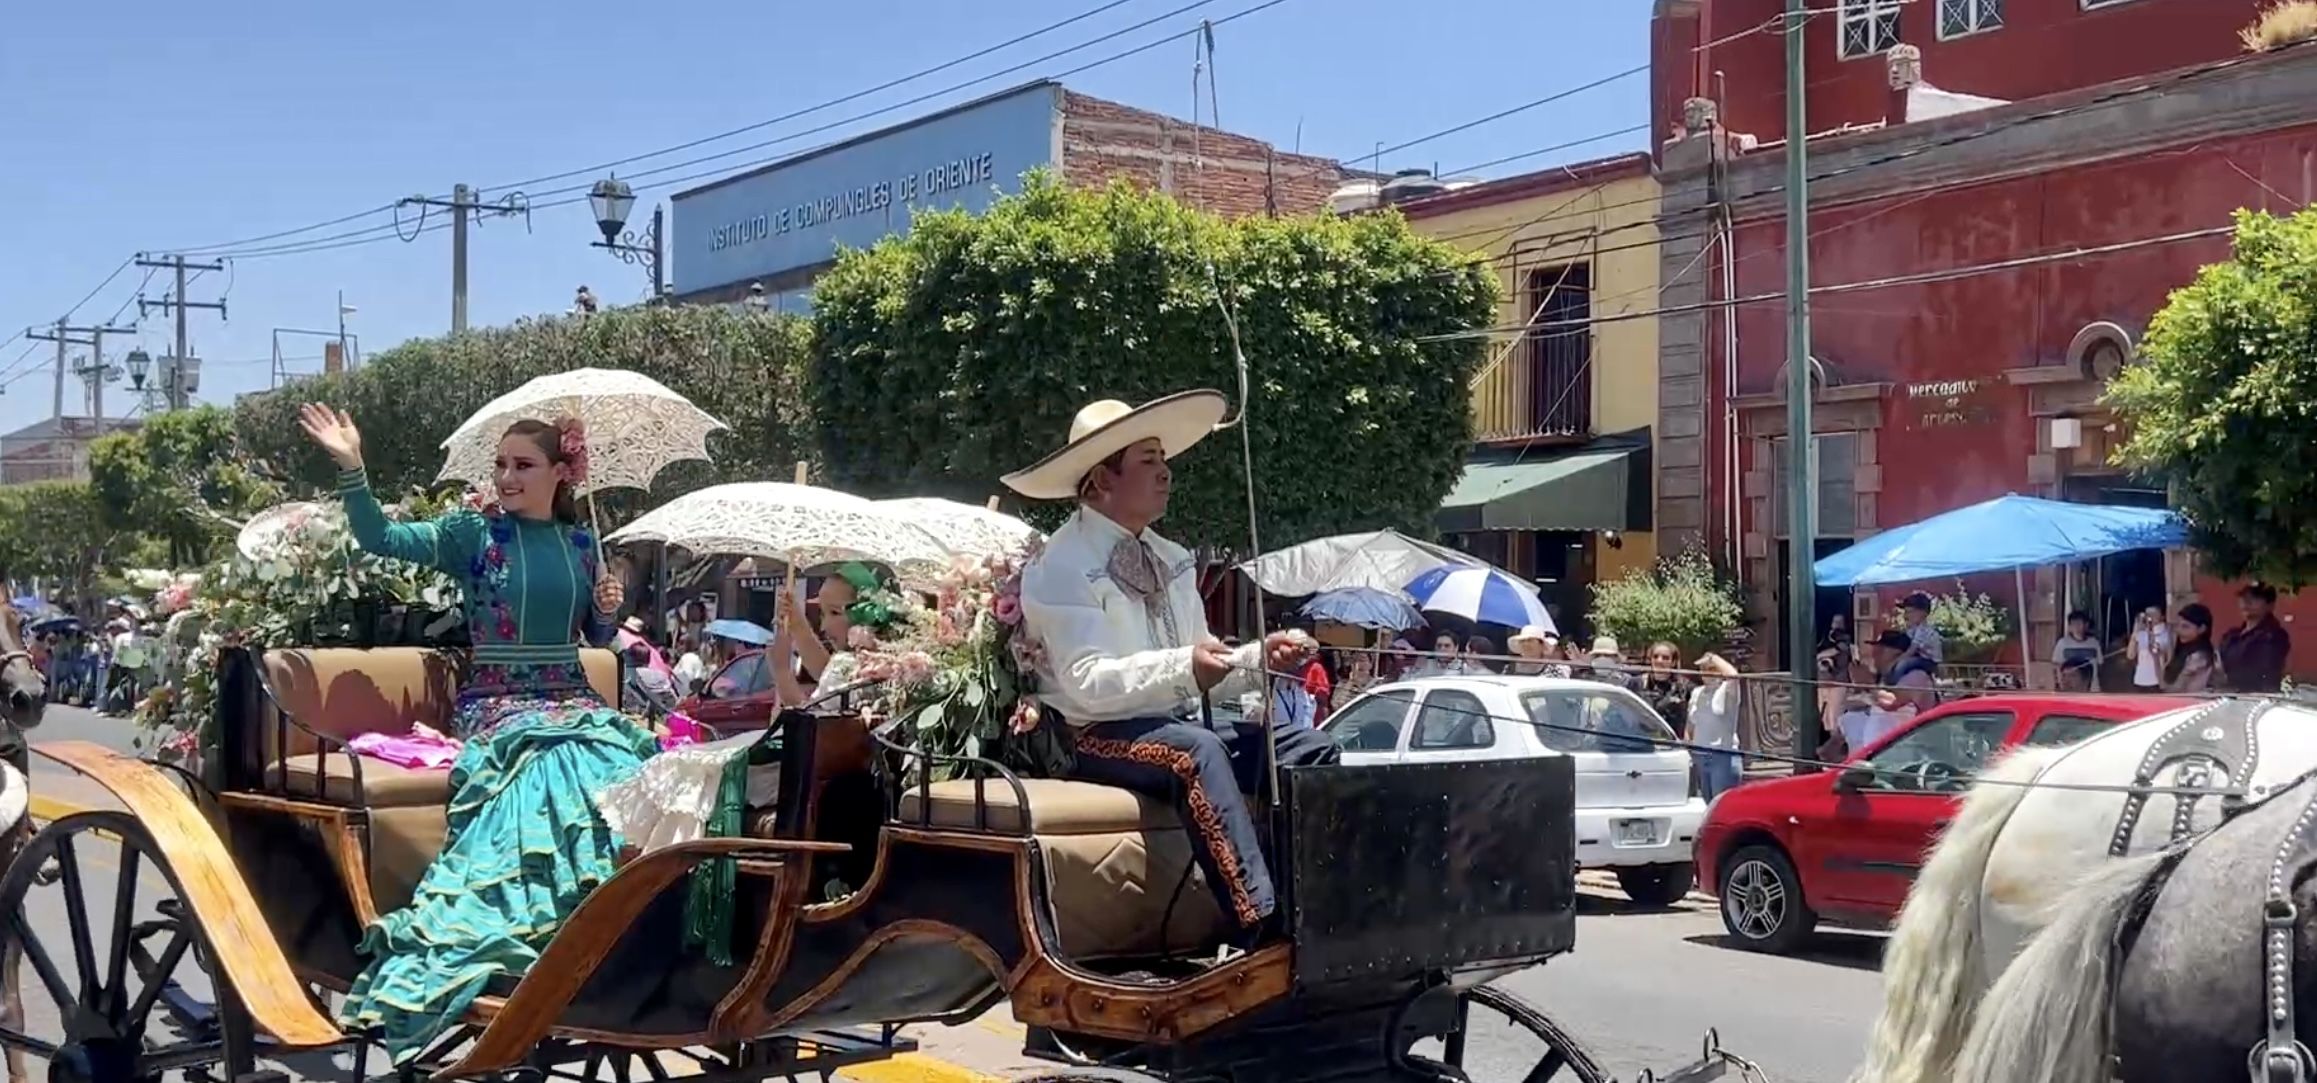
1588 547 1748 662
1894 582 2011 663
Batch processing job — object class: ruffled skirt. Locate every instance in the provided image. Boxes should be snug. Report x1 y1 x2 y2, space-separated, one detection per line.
337 694 659 1065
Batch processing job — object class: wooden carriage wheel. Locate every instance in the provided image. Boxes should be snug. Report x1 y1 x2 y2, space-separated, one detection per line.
0 811 257 1083
1395 984 1610 1083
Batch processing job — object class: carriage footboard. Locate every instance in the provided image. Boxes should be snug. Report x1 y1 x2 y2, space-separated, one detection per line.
438 837 849 1081
30 740 346 1049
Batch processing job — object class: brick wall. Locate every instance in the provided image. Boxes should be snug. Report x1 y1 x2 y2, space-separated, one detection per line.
1059 91 1352 218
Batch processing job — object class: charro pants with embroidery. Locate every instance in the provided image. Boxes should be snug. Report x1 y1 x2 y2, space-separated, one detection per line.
1066 715 1341 931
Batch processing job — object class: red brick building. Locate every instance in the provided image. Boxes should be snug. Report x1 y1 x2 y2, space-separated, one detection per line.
1648 1 2317 683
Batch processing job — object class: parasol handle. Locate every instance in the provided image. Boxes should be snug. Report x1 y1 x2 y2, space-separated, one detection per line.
587 494 609 597
986 495 1000 511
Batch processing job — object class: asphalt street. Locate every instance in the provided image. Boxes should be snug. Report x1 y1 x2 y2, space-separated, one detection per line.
14 706 1886 1083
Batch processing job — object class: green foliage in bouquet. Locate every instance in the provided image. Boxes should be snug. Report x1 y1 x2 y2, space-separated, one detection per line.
847 542 1070 784
132 494 466 760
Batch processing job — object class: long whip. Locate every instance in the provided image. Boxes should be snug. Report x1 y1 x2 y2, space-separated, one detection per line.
1207 261 1281 802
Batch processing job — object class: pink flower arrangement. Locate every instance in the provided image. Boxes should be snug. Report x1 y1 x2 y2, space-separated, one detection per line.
992 592 1022 626
554 416 591 486
157 581 196 616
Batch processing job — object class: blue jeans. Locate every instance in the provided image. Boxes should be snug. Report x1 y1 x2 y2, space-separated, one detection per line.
1693 750 1743 802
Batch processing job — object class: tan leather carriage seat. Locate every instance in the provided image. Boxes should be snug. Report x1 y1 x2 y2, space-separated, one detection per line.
250 646 622 910
898 778 1229 959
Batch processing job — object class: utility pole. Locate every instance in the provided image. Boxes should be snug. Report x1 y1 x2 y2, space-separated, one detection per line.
1782 0 1821 767
135 254 228 411
30 320 134 421
400 186 521 334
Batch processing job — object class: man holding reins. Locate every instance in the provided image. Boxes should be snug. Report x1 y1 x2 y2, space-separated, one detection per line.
1005 390 1341 952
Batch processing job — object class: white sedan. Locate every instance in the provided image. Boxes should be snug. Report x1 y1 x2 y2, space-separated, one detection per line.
1319 673 1706 906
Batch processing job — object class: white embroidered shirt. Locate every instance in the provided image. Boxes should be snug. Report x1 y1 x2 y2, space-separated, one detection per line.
1019 507 1260 725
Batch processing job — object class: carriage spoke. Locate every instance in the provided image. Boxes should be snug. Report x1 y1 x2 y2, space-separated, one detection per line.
103 845 142 1017
7 911 77 1010
52 838 101 1002
1522 1048 1567 1083
122 926 190 1027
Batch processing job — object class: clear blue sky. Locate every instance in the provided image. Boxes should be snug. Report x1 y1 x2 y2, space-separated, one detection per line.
0 0 1650 435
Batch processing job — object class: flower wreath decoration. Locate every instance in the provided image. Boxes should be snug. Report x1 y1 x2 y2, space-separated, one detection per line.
553 416 591 487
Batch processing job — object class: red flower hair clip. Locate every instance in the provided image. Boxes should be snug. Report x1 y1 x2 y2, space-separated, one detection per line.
554 416 591 486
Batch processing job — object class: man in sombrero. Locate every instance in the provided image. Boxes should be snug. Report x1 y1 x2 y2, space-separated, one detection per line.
1005 390 1341 950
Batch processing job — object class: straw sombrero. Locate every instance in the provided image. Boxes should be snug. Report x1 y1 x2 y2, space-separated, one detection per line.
1000 390 1228 501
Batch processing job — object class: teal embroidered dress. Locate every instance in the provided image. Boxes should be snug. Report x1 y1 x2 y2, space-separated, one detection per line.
330 468 659 1065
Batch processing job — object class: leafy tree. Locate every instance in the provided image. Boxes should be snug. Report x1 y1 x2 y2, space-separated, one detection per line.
809 173 1499 553
233 305 816 527
1587 547 1748 660
2109 207 2317 586
0 482 138 601
87 407 278 567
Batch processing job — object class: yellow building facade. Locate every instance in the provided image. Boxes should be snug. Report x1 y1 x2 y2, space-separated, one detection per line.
1400 154 1662 631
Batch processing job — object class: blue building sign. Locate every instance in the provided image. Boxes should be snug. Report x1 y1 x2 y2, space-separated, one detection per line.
672 82 1063 294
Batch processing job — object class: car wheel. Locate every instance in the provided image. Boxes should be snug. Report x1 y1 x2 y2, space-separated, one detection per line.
1615 862 1697 908
1717 844 1816 954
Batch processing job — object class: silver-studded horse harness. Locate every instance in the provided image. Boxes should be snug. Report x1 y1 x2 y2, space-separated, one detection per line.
2107 698 2273 858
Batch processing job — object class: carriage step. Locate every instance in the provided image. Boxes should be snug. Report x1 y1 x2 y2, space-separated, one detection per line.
234 1071 289 1083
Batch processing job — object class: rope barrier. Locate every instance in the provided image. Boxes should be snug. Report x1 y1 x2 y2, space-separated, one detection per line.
1224 656 2277 798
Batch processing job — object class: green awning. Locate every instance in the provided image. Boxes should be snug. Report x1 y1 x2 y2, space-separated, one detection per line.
1437 444 1648 533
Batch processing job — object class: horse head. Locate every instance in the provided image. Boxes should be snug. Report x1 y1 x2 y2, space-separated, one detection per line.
0 607 44 733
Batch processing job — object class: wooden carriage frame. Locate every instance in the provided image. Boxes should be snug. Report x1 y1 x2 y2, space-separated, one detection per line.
2 643 1619 1083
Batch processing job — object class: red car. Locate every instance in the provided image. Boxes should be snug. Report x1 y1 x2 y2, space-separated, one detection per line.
1694 692 2193 954
679 649 781 733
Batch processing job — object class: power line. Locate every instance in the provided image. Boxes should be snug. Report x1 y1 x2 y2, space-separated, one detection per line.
476 0 1153 196
1343 63 1649 169
179 0 1235 260
1419 222 2239 342
199 0 1301 263
1440 125 1651 178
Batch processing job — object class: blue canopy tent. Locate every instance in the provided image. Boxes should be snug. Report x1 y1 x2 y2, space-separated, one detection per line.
1812 493 2188 666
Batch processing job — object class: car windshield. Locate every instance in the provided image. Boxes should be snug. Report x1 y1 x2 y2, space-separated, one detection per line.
1519 688 1674 755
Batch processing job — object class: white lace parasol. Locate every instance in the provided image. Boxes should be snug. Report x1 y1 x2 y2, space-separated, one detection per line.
607 482 957 583
874 497 1042 559
436 368 728 497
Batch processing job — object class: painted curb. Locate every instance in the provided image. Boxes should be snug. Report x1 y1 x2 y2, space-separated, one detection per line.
26 793 90 826
839 1052 1005 1083
22 789 1017 1082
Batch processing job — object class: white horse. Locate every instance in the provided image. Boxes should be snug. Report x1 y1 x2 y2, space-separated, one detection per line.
0 759 28 1083
1852 697 2317 1083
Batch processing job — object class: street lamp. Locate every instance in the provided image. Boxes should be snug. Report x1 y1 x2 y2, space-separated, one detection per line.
587 176 665 302
124 348 152 390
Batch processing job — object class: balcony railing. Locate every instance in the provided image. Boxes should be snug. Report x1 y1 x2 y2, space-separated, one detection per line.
1470 330 1592 442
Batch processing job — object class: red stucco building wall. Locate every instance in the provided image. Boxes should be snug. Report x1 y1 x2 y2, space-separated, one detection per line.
1651 25 2317 681
1652 0 2256 150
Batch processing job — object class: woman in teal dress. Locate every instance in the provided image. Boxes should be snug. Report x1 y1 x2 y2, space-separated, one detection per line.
296 403 661 1065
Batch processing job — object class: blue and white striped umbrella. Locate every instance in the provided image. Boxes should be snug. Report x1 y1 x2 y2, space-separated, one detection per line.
1403 565 1554 632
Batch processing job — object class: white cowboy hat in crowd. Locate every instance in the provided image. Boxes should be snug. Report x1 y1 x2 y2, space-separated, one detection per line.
621 615 648 636
1509 625 1555 647
1589 635 1621 658
1001 390 1229 501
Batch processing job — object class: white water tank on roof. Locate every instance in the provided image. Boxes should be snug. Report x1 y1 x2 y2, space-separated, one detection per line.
1328 179 1382 215
1378 169 1451 206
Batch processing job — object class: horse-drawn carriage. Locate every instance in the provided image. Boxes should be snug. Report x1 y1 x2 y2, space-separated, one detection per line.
0 643 1740 1083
